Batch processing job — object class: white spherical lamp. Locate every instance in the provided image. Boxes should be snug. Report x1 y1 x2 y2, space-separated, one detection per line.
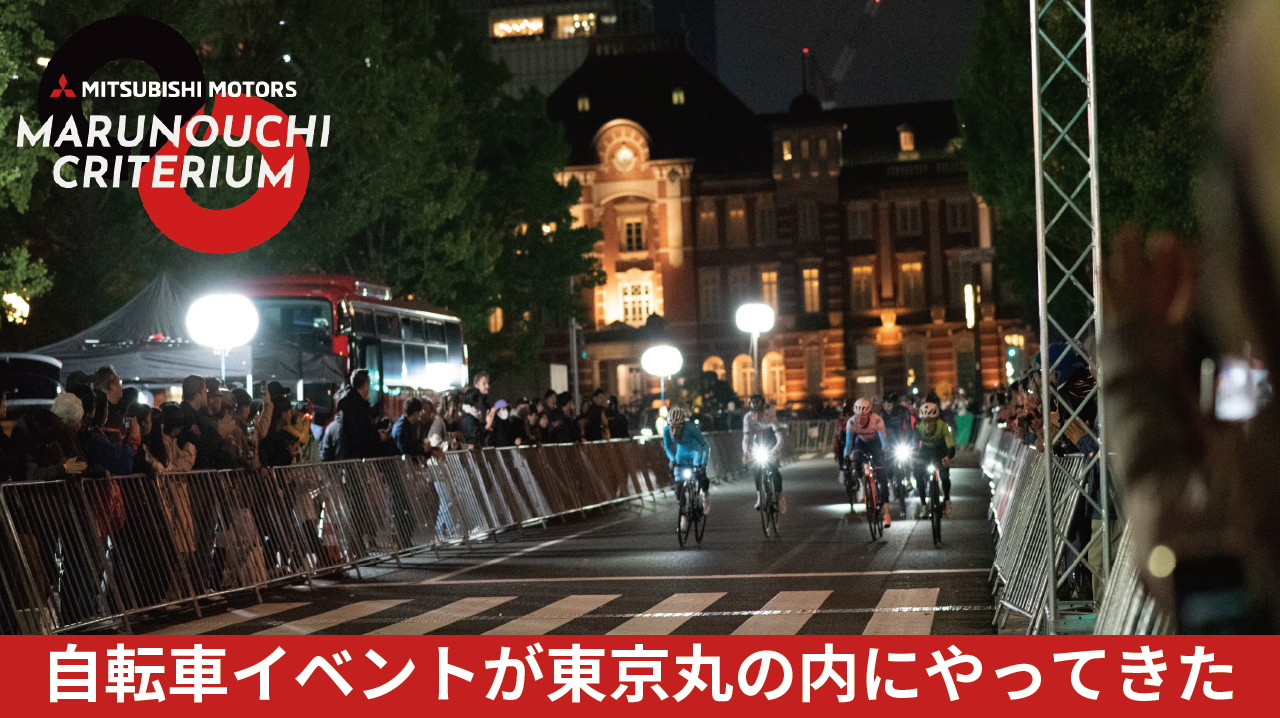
641 344 683 377
187 294 259 350
735 303 775 335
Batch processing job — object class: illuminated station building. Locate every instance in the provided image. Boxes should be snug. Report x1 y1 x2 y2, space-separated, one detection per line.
547 37 1030 409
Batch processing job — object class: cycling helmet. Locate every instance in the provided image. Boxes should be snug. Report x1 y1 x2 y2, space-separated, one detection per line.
920 401 940 420
749 394 766 411
668 406 686 425
853 398 872 417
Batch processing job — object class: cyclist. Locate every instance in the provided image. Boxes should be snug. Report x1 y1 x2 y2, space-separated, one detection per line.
834 398 855 471
845 398 890 527
662 406 709 532
742 394 785 514
913 400 956 519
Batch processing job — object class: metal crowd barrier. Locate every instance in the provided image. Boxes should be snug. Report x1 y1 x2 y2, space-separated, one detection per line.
0 419 825 635
1094 530 1170 635
784 419 836 457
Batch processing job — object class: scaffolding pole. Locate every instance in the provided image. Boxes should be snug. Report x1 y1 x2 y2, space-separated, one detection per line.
1029 0 1110 634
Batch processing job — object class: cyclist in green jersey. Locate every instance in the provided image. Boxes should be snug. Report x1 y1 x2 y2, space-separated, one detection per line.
913 401 956 519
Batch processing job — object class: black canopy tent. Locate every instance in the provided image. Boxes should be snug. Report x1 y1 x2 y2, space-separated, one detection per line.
35 274 342 388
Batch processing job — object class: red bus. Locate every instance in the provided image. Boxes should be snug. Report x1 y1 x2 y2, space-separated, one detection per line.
234 275 467 416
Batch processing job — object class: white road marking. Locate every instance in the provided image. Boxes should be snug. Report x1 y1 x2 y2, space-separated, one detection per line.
484 594 620 635
862 588 941 635
148 603 308 635
421 518 632 584
368 597 515 635
254 600 408 635
339 567 987 588
731 590 832 635
606 593 726 635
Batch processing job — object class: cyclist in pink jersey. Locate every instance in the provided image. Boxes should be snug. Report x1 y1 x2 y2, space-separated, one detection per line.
845 398 891 527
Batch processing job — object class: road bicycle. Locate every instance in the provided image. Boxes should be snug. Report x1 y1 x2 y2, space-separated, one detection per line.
845 451 882 541
753 446 780 538
675 466 706 548
923 462 943 547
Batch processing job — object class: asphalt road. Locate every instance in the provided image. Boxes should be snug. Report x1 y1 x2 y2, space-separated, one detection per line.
134 456 997 636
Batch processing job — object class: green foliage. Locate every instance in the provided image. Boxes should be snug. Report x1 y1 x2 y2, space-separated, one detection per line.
0 0 601 378
957 0 1223 318
0 0 54 213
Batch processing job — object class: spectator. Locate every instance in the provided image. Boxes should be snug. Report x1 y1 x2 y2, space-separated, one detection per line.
82 388 138 476
323 371 380 461
261 383 300 468
158 403 197 472
473 372 492 413
559 391 580 442
177 375 233 470
605 396 630 439
460 386 494 448
421 398 448 451
93 366 125 431
508 398 532 446
204 377 225 417
491 400 517 447
392 398 425 456
582 389 607 441
542 389 568 443
12 396 86 480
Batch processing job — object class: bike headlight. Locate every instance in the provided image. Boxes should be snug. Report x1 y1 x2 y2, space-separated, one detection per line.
682 468 693 479
927 464 937 474
894 445 912 462
753 446 770 464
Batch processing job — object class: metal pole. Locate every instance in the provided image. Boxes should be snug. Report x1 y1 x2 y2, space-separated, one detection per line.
1083 0 1110 586
660 375 666 406
569 276 581 413
1028 0 1058 634
750 332 760 395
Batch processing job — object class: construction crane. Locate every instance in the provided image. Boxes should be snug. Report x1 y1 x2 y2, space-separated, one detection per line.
806 0 885 108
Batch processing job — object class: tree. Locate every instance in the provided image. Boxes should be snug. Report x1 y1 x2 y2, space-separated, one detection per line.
956 0 1223 318
0 0 601 377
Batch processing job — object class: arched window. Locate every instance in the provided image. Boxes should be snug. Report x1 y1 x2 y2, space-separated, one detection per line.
732 354 755 397
702 356 726 381
762 351 786 406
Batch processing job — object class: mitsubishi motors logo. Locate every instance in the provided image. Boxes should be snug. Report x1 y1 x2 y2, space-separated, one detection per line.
49 75 75 97
15 16 328 254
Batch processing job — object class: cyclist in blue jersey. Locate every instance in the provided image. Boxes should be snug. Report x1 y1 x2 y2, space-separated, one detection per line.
663 407 709 531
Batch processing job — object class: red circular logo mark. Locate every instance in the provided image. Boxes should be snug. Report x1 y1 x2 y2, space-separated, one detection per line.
137 94 310 254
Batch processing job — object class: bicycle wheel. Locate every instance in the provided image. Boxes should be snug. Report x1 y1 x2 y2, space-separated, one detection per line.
897 473 908 520
768 501 779 536
693 490 706 544
863 472 879 541
677 487 691 548
758 469 771 537
930 475 942 547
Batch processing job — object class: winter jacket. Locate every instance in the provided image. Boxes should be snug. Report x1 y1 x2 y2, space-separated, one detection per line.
330 385 379 460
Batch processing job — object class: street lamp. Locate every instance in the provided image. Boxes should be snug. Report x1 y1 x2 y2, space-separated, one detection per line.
641 344 683 406
186 293 259 380
735 303 775 395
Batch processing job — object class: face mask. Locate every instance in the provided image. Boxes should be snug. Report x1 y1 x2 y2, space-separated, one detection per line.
498 409 510 420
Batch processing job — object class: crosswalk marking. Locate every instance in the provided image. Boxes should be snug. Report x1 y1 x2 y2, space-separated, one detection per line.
369 597 516 635
255 600 408 636
607 593 726 635
862 588 940 635
731 590 832 635
484 594 619 635
148 602 308 636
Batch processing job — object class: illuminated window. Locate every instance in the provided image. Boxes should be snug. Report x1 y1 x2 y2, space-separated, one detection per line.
782 140 793 161
802 267 821 314
699 268 722 321
760 270 778 311
798 200 820 242
624 220 644 252
556 13 596 38
492 17 544 38
801 139 810 159
726 198 747 247
697 198 718 248
488 307 504 333
672 88 685 105
1004 334 1026 349
819 138 828 158
850 265 874 310
899 261 925 307
946 200 972 233
847 204 872 240
897 202 921 237
897 124 916 152
620 282 652 327
577 95 590 112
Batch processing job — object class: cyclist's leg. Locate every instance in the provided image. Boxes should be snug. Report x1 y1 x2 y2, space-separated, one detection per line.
940 466 952 501
914 462 928 501
770 464 782 494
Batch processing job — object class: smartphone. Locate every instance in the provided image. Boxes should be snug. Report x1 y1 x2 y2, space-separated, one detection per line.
1201 357 1272 422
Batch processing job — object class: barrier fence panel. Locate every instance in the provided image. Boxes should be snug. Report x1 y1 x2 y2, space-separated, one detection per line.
0 426 816 634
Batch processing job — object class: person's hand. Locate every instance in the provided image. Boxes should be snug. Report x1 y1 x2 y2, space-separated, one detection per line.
514 438 522 446
941 457 950 468
485 406 497 429
63 458 87 474
1104 223 1197 328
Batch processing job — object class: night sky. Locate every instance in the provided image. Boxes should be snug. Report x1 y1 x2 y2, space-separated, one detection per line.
715 0 983 113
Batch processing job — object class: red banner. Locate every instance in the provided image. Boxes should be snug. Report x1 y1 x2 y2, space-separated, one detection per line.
0 636 1251 715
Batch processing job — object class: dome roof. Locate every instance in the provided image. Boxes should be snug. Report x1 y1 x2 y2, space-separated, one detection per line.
788 92 823 119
